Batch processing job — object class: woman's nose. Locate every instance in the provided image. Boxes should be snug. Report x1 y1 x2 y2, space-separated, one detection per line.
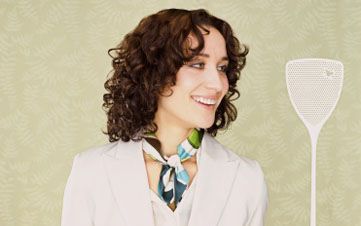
204 67 225 92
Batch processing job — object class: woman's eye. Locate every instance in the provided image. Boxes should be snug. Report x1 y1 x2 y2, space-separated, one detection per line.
190 62 205 69
217 65 228 72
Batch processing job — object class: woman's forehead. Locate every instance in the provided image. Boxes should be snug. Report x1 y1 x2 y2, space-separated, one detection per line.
186 27 227 58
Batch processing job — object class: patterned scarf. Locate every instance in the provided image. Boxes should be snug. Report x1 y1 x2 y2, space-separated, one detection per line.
142 128 204 207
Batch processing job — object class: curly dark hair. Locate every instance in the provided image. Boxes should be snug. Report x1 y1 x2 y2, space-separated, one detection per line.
102 8 249 142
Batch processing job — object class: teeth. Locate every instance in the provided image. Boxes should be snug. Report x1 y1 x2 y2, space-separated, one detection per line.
192 96 217 105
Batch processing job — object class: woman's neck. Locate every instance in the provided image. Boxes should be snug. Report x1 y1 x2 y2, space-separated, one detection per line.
155 125 193 157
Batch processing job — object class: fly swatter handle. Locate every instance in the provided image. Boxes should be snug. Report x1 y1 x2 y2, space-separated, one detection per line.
308 127 321 226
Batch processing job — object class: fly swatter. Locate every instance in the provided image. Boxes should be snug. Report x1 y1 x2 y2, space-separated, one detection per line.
285 58 344 226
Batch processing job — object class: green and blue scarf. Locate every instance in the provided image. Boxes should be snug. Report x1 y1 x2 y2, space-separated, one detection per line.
142 128 204 207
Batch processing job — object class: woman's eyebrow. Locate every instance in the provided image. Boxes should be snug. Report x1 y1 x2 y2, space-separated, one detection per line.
196 53 229 61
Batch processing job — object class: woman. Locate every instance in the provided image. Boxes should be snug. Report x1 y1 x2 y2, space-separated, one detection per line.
61 8 268 226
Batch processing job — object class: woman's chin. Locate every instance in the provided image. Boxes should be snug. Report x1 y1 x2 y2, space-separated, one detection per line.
194 119 215 129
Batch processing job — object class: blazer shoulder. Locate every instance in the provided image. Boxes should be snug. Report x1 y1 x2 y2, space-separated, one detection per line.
72 141 119 168
208 135 265 178
206 135 263 170
237 155 264 175
204 134 243 162
77 141 119 161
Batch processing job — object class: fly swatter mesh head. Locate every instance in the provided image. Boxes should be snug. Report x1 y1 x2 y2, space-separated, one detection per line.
286 59 343 126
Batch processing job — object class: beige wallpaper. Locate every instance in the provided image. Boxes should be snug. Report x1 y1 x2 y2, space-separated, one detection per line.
0 0 360 225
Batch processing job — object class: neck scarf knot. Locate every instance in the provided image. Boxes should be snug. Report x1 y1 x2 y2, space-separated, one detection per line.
142 128 204 207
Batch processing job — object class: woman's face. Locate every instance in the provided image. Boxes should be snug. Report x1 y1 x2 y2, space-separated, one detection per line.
155 26 229 130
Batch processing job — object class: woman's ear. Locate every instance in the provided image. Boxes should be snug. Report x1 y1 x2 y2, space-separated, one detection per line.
159 85 173 97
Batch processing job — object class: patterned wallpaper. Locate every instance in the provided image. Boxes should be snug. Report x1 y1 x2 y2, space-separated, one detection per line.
0 0 360 225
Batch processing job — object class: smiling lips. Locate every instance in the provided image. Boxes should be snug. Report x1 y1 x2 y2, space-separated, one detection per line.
191 95 218 109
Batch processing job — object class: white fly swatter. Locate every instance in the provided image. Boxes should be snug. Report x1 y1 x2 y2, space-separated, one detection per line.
285 58 344 226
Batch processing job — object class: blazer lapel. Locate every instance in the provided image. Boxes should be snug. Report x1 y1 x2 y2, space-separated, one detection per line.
102 139 155 226
188 133 240 226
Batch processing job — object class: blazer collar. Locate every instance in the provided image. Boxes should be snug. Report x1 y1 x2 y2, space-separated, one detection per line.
102 133 240 226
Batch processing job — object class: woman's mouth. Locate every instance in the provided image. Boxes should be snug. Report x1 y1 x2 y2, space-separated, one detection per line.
191 96 217 110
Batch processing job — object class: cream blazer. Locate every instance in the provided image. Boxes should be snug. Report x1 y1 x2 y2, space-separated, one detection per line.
61 133 268 226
